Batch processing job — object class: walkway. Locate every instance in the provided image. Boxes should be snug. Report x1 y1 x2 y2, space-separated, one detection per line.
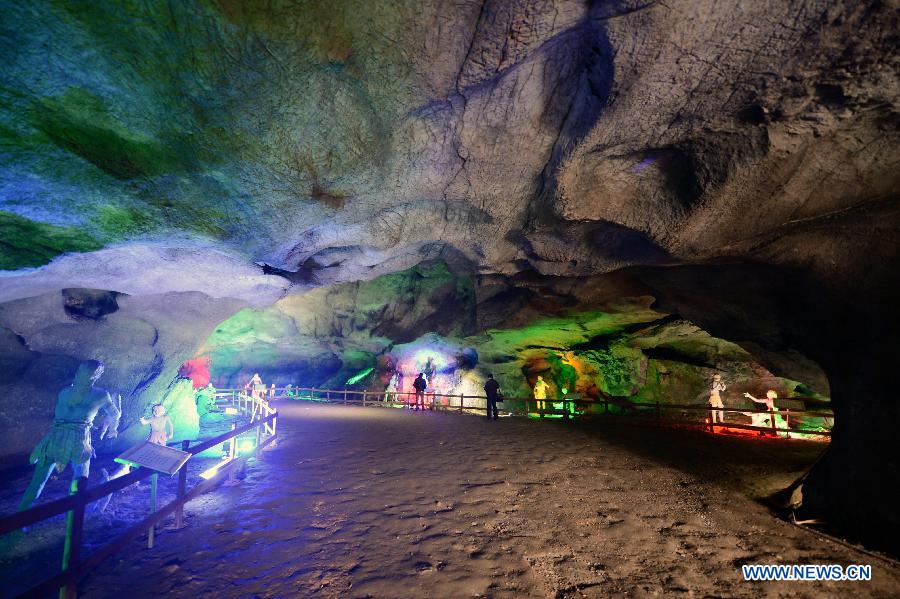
79 403 899 597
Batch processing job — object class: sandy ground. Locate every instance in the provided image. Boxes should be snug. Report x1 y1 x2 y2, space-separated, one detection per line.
33 402 900 598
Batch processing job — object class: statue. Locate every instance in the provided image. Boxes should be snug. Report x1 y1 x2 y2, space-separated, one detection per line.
141 404 174 445
743 390 788 436
246 372 264 399
533 375 549 412
708 374 727 424
196 383 218 416
19 360 121 511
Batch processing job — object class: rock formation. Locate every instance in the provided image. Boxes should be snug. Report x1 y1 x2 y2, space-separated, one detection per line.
0 0 897 549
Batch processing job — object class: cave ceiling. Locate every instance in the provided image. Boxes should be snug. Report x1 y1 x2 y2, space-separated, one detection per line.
0 0 897 323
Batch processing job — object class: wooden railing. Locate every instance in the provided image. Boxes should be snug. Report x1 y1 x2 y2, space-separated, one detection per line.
215 389 277 436
0 404 277 598
238 386 832 439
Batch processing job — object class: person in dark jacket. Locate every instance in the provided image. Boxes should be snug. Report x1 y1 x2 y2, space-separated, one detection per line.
483 374 500 420
412 373 427 410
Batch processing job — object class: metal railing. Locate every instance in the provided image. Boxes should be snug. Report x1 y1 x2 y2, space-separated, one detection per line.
238 386 832 439
0 400 277 598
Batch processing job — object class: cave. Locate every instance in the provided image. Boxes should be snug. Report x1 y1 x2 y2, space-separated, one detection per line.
1 0 898 596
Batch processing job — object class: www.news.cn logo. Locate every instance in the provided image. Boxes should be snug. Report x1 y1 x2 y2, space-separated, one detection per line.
742 564 872 581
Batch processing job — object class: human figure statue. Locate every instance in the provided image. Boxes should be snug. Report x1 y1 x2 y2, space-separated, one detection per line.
141 404 174 445
246 373 263 399
100 402 176 511
284 383 293 397
412 373 427 411
19 360 121 511
708 374 727 424
484 374 500 420
533 376 549 412
196 383 218 416
423 357 435 388
743 390 787 436
385 373 399 403
268 383 276 399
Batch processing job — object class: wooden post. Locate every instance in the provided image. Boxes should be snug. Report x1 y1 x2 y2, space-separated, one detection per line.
770 408 777 437
563 399 570 421
362 390 367 407
60 476 86 599
175 440 190 529
459 394 464 413
148 472 158 549
708 407 714 433
785 409 790 434
344 388 348 404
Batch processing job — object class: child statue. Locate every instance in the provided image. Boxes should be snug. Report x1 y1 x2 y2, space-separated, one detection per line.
141 404 174 445
19 360 121 511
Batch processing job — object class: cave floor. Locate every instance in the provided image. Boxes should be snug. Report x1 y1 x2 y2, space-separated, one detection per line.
69 402 898 598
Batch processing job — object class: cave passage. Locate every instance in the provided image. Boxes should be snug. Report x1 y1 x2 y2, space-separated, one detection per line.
1 0 898 594
70 402 899 597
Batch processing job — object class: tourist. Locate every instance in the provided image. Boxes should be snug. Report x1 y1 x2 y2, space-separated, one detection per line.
708 373 726 424
19 360 121 511
412 373 427 410
269 383 276 399
533 375 549 412
484 374 500 420
141 404 174 445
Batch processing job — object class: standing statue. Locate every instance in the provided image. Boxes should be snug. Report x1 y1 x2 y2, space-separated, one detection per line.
708 374 727 424
19 360 121 511
533 375 549 412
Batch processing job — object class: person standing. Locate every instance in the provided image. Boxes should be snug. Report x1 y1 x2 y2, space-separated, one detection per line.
484 374 500 420
533 375 549 413
412 373 427 411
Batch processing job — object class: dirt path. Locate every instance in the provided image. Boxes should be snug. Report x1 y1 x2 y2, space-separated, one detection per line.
77 403 899 598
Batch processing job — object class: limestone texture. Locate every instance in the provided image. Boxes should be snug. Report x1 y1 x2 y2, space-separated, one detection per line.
0 0 897 549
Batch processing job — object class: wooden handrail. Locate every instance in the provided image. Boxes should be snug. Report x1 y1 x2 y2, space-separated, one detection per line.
223 387 833 419
227 386 832 439
1 407 278 598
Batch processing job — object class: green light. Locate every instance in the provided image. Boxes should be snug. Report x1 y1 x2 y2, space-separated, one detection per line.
345 367 374 385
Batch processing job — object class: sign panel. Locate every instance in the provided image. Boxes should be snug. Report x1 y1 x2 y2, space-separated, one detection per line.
115 441 192 475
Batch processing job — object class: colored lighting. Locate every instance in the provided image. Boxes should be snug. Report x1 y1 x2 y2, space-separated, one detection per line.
345 367 374 385
239 439 255 454
199 456 231 480
224 407 238 415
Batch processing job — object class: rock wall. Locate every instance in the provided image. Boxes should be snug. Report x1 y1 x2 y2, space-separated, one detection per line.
0 290 244 467
0 0 896 549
